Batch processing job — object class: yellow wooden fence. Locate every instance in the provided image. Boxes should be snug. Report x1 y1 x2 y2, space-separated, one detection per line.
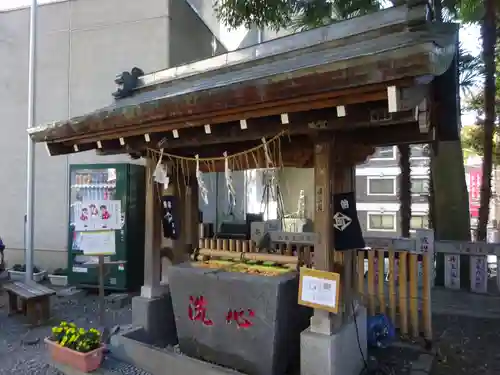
197 229 434 342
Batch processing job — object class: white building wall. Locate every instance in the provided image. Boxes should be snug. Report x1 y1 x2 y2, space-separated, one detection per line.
0 0 217 271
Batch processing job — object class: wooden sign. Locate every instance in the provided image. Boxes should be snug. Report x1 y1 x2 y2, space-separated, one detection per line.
270 231 317 246
416 229 434 287
298 268 340 314
315 186 324 212
250 220 282 244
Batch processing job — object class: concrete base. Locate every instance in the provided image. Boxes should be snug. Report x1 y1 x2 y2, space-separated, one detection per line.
300 306 367 375
131 291 178 347
110 327 242 375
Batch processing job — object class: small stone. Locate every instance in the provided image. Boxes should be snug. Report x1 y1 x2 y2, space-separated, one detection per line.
110 324 121 336
22 337 40 346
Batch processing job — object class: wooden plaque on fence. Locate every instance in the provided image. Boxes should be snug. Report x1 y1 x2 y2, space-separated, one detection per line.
298 268 341 314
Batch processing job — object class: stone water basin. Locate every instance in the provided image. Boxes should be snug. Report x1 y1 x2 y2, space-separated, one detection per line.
167 261 312 375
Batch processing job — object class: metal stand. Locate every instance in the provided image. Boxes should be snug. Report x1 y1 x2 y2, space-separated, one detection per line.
260 171 285 220
81 257 127 325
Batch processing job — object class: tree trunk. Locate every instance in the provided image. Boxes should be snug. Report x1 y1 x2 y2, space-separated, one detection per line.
398 145 412 237
432 0 442 22
431 45 471 287
476 0 497 241
427 154 435 230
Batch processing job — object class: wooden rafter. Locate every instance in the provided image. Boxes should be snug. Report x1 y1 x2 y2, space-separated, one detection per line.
45 99 429 157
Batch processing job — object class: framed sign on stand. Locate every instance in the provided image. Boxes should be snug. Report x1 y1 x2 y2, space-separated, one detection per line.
78 231 126 326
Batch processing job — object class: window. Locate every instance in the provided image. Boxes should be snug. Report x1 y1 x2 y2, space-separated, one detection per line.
410 144 430 159
411 178 429 195
371 146 396 160
367 213 396 231
410 215 429 231
245 169 277 220
367 177 396 196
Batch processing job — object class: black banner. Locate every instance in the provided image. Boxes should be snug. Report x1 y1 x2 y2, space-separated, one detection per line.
162 196 180 240
332 192 365 251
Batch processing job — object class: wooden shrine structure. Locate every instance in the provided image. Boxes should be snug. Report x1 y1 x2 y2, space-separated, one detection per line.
29 2 459 374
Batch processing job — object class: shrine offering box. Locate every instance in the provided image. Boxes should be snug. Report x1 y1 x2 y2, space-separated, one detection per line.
167 262 311 375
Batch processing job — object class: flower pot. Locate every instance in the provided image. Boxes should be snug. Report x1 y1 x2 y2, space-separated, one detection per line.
8 269 47 282
48 274 68 287
45 338 103 373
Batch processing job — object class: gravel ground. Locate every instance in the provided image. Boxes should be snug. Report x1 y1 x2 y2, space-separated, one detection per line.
5 285 495 375
432 314 500 375
367 344 422 375
0 288 133 375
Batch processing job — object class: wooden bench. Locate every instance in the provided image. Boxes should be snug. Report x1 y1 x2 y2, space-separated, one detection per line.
3 281 55 325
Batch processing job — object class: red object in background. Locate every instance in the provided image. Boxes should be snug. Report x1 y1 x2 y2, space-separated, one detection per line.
469 168 482 217
225 308 255 328
188 296 213 326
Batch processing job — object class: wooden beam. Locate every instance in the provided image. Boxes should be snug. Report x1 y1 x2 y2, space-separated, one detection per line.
48 102 422 156
47 115 432 159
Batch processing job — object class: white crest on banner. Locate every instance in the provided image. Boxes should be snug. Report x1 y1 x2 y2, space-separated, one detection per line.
195 154 209 205
224 151 236 207
153 149 170 189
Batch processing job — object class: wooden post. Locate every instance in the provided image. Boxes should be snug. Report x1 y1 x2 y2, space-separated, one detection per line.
310 139 357 334
185 177 200 253
310 141 340 334
141 157 163 298
98 255 105 325
333 165 356 325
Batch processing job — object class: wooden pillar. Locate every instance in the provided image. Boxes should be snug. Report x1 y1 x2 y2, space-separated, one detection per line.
184 177 200 252
310 139 356 334
333 164 356 326
141 157 164 298
162 168 199 265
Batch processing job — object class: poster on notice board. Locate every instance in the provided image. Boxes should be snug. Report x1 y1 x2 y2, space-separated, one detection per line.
79 231 116 256
74 200 122 231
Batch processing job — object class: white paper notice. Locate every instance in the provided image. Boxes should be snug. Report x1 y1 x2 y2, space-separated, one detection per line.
80 231 116 255
301 275 338 309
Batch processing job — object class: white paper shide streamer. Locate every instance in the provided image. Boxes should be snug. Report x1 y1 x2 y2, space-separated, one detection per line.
153 149 170 189
224 151 236 207
195 154 209 205
261 137 273 168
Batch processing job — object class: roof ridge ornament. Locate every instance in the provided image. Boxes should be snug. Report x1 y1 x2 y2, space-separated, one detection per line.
112 67 144 100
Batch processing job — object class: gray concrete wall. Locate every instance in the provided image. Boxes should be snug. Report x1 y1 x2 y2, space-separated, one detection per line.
0 0 217 272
